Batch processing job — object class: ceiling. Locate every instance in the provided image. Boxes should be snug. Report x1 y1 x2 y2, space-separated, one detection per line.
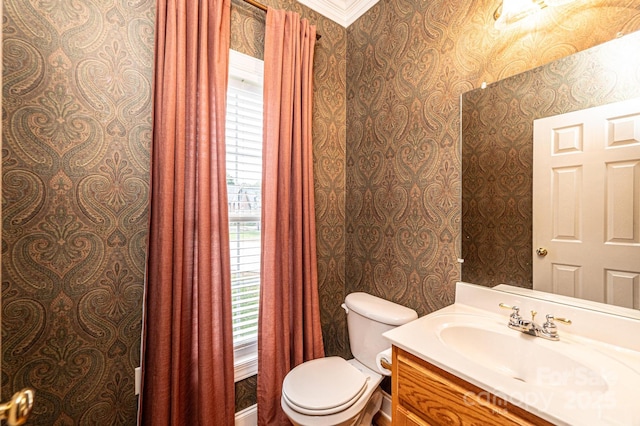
299 0 379 27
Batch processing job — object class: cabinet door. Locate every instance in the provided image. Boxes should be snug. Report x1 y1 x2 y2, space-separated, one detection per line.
394 405 430 426
392 347 550 426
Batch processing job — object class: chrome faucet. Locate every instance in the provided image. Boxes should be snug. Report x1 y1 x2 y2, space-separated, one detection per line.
499 303 571 341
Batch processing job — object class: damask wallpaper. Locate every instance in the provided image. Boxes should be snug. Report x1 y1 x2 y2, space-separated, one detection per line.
3 0 640 423
2 0 154 424
345 0 640 317
462 31 640 288
2 0 347 422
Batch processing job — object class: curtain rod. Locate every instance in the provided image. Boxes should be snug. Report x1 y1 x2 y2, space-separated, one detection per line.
241 0 322 40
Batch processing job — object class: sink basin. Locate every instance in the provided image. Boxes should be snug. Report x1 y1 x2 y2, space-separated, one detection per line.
438 323 609 392
382 283 640 426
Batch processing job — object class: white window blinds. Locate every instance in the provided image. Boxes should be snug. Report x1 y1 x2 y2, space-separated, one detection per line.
226 50 263 351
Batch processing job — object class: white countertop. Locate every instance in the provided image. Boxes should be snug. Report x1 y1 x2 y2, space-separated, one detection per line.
383 282 640 425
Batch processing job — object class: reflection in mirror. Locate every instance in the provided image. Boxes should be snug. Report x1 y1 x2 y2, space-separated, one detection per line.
461 30 640 310
492 284 640 320
532 99 640 309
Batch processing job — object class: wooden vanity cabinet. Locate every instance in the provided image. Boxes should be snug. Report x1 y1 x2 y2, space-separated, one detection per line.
391 347 553 426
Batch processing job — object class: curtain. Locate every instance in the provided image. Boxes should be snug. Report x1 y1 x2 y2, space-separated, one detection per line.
257 9 325 426
140 0 235 424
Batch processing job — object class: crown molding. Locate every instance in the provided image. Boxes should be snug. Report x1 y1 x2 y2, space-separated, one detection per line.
298 0 379 27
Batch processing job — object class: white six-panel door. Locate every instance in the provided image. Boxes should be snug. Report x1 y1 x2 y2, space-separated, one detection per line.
533 98 640 309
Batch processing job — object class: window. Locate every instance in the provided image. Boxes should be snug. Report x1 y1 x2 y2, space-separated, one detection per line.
226 50 263 381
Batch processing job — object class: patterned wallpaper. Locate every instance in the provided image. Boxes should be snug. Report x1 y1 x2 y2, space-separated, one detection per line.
462 31 640 288
2 1 154 424
4 0 640 422
345 0 640 317
2 0 347 420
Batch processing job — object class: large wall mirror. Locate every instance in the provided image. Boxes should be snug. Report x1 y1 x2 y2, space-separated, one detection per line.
461 30 640 311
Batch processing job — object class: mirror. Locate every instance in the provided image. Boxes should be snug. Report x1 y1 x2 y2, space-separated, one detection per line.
461 30 640 311
492 284 640 320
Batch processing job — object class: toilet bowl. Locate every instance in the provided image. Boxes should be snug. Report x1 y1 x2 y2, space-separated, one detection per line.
281 358 383 426
281 293 418 426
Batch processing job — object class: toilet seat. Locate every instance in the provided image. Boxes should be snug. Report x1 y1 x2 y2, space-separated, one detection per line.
282 384 367 416
282 357 368 415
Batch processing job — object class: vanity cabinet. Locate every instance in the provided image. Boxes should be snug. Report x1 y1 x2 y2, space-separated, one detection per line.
391 347 552 426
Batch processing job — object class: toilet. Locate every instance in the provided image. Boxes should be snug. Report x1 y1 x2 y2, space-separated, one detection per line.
281 292 418 426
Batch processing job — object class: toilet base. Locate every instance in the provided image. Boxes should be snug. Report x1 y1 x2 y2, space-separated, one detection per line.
281 359 384 426
353 389 382 426
284 390 382 426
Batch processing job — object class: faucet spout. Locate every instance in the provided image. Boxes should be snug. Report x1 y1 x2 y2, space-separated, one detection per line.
508 317 539 336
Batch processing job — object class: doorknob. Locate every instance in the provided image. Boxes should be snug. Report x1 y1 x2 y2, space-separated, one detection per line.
0 388 34 426
536 247 548 257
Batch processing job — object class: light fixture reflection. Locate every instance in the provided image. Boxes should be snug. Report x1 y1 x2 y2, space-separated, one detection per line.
494 0 577 29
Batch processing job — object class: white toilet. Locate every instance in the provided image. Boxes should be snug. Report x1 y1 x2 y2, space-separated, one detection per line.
281 292 418 426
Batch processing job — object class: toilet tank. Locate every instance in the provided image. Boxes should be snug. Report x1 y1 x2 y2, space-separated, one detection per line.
344 292 418 372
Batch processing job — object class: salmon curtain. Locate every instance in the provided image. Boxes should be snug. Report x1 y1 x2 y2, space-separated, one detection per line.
257 9 325 426
140 0 235 424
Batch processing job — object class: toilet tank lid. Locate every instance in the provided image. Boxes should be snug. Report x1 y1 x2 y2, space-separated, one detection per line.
344 293 417 326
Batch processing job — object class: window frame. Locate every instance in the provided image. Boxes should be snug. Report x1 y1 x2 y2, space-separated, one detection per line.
227 49 264 382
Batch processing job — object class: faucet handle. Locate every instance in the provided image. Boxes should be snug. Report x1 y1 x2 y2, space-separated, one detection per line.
543 314 572 337
499 303 521 325
538 315 570 340
499 303 519 313
545 314 571 325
